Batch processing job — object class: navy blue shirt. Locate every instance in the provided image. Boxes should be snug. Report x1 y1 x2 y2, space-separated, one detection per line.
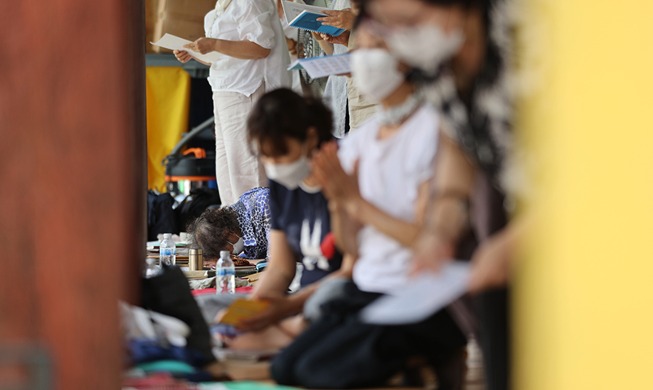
268 180 343 287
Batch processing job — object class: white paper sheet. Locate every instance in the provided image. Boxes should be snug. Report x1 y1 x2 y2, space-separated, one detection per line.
360 262 471 325
287 53 350 78
151 33 222 63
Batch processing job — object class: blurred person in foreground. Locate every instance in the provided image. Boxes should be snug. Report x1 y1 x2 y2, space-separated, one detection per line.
270 24 467 389
363 0 519 389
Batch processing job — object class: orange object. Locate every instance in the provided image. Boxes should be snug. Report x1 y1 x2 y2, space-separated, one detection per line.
182 147 207 159
165 175 216 182
219 299 270 326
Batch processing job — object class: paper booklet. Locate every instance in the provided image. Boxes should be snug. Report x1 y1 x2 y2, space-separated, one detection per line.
360 262 471 325
151 33 222 63
282 1 345 37
219 298 270 326
287 53 351 79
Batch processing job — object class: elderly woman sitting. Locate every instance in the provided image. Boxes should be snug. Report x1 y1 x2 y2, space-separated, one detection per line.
188 187 270 265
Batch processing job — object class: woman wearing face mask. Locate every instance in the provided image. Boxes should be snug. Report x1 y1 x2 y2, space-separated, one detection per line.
206 89 352 348
269 25 467 389
188 187 271 267
364 1 516 390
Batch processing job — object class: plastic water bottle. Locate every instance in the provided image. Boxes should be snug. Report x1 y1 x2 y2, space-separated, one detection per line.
159 233 176 266
216 250 235 294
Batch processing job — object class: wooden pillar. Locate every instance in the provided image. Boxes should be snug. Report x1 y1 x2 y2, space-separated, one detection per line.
0 1 146 389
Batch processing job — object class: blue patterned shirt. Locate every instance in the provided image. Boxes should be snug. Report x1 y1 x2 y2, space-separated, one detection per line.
228 187 271 259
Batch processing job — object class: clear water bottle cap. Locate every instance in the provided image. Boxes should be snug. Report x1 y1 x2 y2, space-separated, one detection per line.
163 233 172 239
219 250 230 258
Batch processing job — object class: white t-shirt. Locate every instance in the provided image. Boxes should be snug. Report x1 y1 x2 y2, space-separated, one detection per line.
338 104 440 294
204 0 290 95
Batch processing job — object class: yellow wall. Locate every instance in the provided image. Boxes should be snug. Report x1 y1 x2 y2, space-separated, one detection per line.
146 66 190 191
517 0 653 389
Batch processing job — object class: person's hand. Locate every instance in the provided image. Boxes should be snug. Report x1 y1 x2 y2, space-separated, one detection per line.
184 37 218 54
410 231 456 276
311 31 324 41
286 37 298 56
312 141 362 217
319 31 350 47
173 49 192 64
317 9 356 30
468 229 513 293
234 296 296 333
203 259 217 270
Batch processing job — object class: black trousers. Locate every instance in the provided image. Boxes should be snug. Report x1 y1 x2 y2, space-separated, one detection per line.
475 287 511 390
271 281 467 389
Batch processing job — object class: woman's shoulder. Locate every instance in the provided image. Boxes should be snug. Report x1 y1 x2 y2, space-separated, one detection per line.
204 9 216 27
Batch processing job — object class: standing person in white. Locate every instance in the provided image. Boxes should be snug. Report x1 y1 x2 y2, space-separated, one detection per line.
174 0 291 205
314 0 353 137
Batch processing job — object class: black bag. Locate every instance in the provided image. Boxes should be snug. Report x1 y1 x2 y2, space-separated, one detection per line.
147 191 178 241
175 187 221 232
141 265 215 366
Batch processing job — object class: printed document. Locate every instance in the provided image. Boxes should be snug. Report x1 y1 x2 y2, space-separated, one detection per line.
360 262 471 325
287 53 350 78
151 33 222 63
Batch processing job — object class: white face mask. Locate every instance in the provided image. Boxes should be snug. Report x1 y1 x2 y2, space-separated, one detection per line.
229 236 244 254
385 25 464 72
264 155 311 190
351 48 404 103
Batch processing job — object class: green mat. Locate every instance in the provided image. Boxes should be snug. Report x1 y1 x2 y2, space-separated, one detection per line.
199 381 299 390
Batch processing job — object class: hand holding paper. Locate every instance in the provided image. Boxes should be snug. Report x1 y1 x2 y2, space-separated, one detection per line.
320 31 350 46
219 298 271 327
151 33 221 63
282 1 346 37
174 50 193 64
235 296 298 333
316 9 356 31
184 37 218 55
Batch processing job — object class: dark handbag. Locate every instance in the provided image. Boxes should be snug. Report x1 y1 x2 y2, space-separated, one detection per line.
141 264 215 366
147 191 178 240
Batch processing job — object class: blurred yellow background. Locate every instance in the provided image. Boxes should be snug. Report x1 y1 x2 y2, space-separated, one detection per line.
517 0 653 389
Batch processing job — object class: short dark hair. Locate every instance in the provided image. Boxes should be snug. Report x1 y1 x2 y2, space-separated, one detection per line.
247 88 334 157
187 207 240 260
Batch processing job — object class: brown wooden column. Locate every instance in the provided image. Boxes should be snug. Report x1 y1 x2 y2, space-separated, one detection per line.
0 1 146 389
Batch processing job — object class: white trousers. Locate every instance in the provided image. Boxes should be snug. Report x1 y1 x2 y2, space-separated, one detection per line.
212 84 267 206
